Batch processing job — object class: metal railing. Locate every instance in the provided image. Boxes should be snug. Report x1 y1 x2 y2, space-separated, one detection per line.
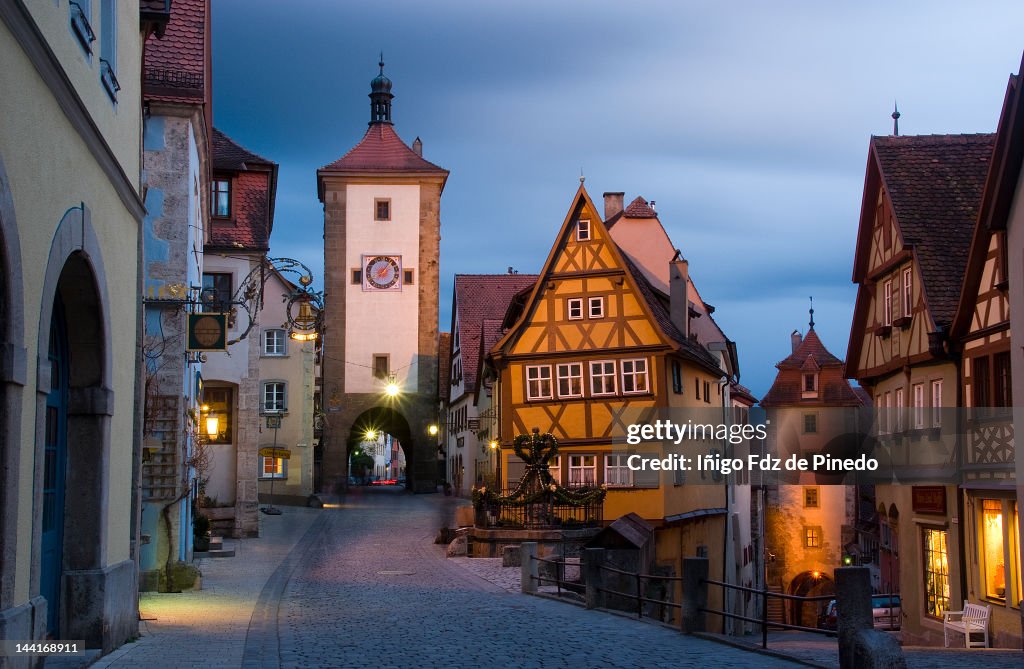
476 488 603 529
596 563 682 621
701 579 834 649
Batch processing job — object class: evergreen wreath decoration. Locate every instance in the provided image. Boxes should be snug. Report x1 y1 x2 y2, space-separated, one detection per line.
472 428 607 513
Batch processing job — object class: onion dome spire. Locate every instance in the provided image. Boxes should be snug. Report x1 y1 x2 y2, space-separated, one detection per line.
369 54 393 125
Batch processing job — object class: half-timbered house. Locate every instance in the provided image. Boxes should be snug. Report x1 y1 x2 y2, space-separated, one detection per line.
489 185 733 623
950 58 1022 647
846 132 994 645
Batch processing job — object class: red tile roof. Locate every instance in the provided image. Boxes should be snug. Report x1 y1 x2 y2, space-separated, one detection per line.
475 319 506 397
438 332 452 403
621 255 722 373
761 328 863 407
452 274 538 399
209 129 277 251
623 196 657 218
212 127 274 171
873 134 995 326
321 124 448 174
143 0 206 103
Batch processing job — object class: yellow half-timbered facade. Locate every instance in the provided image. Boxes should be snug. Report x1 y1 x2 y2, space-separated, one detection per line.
490 186 733 622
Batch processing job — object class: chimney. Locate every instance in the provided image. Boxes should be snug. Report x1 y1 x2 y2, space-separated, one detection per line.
791 330 802 354
669 258 689 338
412 137 423 156
603 192 624 221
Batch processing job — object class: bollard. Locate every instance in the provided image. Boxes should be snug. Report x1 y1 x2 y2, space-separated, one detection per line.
582 548 605 610
680 557 709 634
520 542 538 594
835 566 872 669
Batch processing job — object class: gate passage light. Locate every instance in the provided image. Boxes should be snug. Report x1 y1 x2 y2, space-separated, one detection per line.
428 424 439 436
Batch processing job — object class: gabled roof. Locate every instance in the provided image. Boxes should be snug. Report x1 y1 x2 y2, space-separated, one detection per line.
869 134 995 326
438 332 452 403
473 319 506 401
952 56 1024 340
491 185 723 376
452 274 538 400
320 123 448 174
143 0 207 102
208 128 278 251
212 128 274 172
762 328 863 407
623 196 657 218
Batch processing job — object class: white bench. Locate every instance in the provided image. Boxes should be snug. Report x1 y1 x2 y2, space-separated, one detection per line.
943 603 990 648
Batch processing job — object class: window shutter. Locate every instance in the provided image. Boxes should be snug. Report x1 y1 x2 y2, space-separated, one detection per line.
634 465 660 488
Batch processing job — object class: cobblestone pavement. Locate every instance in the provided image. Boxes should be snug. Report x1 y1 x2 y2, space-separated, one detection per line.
278 488 799 669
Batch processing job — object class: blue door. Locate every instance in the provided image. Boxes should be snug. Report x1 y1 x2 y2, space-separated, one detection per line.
40 297 68 635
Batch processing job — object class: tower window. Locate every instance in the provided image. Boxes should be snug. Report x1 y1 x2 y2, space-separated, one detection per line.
577 219 591 241
404 269 414 285
352 269 362 285
375 198 391 221
373 355 389 379
213 178 231 218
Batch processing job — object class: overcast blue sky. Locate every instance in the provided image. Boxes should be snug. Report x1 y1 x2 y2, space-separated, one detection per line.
212 1 1024 398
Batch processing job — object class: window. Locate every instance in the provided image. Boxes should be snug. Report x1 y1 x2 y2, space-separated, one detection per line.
352 269 362 285
923 528 950 618
556 362 583 398
567 298 583 320
978 499 1011 602
884 392 892 434
588 296 604 319
804 487 819 508
605 454 633 487
671 361 683 394
577 219 591 241
621 358 649 394
568 454 596 485
590 361 616 395
375 198 391 221
99 0 118 100
212 178 230 217
546 455 561 485
263 329 286 356
803 413 817 434
931 380 943 427
202 272 232 311
69 0 95 54
373 355 389 380
262 382 286 413
902 268 913 318
403 269 414 285
695 378 701 401
883 279 893 326
804 374 817 392
994 352 1012 408
912 383 925 429
804 527 821 548
973 356 991 408
204 387 233 444
525 365 552 400
260 455 287 479
895 387 904 431
703 381 711 403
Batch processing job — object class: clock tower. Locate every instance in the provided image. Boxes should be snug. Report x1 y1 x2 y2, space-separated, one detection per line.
318 60 448 493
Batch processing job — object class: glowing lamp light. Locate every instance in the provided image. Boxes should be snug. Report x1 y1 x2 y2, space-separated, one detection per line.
842 555 854 566
489 440 499 450
427 424 439 437
365 429 377 441
289 299 318 341
812 571 821 580
384 381 400 397
206 413 219 437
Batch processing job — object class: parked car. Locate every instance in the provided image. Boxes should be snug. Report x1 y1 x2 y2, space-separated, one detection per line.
872 594 901 630
818 600 838 631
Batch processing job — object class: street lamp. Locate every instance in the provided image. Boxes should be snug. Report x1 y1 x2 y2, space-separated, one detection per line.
427 424 439 437
261 414 283 516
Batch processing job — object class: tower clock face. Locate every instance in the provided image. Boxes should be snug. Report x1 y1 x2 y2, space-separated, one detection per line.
364 255 401 290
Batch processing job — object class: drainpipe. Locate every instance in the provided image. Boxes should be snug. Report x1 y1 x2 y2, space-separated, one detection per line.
131 196 145 605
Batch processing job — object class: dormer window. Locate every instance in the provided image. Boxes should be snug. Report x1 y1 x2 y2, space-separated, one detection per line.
577 219 591 241
213 178 231 218
802 373 819 399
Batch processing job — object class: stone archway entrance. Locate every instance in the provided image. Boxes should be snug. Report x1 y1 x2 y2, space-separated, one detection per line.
347 406 414 489
789 570 835 628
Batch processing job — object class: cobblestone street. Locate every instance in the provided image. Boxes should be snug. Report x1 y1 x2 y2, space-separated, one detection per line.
90 488 1024 669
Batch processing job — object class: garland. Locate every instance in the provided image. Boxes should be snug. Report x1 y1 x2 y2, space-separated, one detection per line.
472 431 607 510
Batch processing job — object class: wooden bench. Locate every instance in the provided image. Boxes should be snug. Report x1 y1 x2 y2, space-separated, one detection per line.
943 603 990 648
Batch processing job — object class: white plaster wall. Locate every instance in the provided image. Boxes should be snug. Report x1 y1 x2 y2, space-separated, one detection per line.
344 183 420 393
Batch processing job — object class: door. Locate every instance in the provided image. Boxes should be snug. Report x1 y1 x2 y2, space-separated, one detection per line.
40 297 68 635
